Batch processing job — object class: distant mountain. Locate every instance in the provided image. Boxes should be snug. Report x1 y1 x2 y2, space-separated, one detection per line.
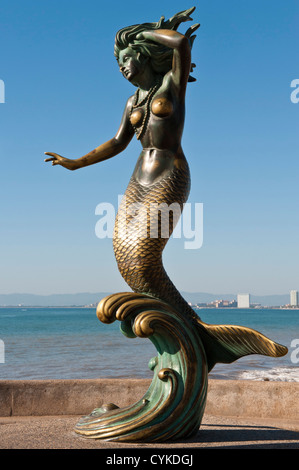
0 292 111 307
0 291 291 307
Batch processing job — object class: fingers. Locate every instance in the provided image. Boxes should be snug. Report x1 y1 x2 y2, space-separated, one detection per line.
44 158 58 165
44 152 61 164
44 152 58 157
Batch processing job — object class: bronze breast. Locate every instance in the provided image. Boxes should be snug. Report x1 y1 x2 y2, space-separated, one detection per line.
130 109 144 127
151 97 173 117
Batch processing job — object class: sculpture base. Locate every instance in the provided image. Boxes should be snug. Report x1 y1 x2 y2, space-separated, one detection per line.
75 292 208 442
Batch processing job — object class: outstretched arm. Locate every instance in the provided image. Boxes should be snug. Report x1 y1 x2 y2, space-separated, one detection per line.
45 96 134 170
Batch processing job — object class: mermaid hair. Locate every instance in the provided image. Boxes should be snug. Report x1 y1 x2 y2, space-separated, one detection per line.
114 7 200 82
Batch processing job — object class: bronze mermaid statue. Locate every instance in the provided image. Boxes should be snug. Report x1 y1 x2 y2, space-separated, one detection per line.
45 7 287 441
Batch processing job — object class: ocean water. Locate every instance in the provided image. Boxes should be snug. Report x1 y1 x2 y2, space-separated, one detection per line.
0 306 298 382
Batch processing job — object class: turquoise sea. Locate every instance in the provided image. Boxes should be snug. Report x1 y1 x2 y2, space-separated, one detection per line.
0 307 298 382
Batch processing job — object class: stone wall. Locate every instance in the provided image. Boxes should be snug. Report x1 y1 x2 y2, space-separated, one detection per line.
0 379 298 420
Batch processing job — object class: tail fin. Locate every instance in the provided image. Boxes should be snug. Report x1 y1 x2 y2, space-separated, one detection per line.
196 320 288 373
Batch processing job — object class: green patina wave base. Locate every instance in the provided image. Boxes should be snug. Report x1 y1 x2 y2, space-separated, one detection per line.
75 292 208 442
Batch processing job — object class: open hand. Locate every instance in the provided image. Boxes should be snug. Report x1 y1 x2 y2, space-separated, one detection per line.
44 152 79 171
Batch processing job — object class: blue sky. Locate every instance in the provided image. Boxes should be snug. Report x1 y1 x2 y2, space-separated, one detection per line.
0 0 298 296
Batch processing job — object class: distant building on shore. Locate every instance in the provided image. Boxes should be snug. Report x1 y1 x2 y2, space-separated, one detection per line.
193 299 237 309
290 290 298 307
237 293 250 308
213 299 237 308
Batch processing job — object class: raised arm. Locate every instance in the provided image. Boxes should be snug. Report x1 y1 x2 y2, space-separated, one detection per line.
137 29 191 95
44 96 135 170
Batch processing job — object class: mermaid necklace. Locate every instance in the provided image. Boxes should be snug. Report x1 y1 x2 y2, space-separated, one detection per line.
130 76 162 140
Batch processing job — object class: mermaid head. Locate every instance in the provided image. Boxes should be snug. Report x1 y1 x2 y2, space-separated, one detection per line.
114 7 200 82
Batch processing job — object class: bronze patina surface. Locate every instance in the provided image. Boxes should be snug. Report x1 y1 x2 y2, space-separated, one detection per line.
45 7 287 442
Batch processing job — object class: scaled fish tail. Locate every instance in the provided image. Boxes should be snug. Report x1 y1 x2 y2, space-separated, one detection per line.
195 318 288 373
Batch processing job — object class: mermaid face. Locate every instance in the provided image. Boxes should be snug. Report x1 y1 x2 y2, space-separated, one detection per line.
118 47 144 83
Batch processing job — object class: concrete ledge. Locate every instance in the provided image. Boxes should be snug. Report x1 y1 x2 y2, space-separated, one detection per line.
0 379 149 417
0 378 298 420
207 379 299 420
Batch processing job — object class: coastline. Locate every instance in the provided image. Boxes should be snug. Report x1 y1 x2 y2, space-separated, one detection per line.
1 305 299 309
